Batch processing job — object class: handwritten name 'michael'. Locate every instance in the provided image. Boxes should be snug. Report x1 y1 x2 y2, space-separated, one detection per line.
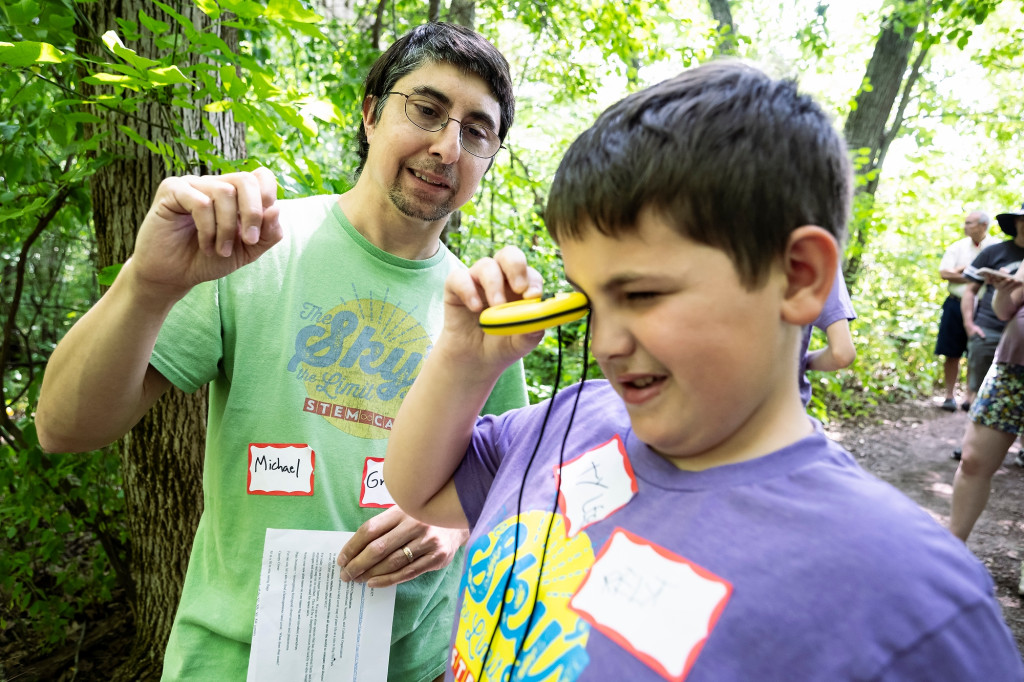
252 453 302 478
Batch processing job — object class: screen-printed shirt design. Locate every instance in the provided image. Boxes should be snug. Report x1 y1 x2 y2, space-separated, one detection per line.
452 510 594 682
289 289 431 439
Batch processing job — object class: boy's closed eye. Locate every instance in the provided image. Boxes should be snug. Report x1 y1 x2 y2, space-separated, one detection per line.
624 290 660 302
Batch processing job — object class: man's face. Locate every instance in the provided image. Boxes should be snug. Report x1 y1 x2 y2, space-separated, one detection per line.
964 213 987 242
361 61 500 224
561 208 793 470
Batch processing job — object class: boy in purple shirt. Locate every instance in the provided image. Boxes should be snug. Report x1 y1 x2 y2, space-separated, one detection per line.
800 267 856 407
383 62 1022 681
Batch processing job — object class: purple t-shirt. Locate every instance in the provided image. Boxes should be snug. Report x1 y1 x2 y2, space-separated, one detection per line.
800 268 856 406
449 380 1021 682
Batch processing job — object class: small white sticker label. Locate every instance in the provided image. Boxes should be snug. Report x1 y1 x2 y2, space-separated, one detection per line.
360 457 395 508
555 435 637 536
248 443 314 496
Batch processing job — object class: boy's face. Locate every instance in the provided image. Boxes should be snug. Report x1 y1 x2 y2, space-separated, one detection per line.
561 208 801 470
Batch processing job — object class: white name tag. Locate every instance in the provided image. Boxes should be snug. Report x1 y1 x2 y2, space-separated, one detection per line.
360 457 395 508
248 443 315 496
572 529 733 681
556 435 637 536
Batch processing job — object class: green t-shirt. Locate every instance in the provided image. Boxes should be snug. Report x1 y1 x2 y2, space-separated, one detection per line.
150 194 527 681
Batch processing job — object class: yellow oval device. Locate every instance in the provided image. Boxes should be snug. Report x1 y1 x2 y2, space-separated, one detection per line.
479 292 590 335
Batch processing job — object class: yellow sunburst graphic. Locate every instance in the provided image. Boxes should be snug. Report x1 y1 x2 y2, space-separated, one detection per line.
452 510 594 682
291 298 431 439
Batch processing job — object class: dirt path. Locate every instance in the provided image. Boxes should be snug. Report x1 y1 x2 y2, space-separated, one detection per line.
825 397 1024 653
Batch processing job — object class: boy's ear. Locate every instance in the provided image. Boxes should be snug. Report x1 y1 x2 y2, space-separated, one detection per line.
780 225 839 326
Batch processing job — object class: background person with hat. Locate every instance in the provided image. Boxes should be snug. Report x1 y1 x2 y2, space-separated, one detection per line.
935 211 999 411
950 203 1024 545
954 202 1024 425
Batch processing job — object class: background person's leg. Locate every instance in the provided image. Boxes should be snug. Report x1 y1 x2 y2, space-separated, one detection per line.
951 421 1016 541
942 355 960 408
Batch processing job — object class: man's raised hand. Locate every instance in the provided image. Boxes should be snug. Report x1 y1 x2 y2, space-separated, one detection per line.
129 167 283 300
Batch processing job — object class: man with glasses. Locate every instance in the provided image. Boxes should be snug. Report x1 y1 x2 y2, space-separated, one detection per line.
935 211 998 412
36 23 524 682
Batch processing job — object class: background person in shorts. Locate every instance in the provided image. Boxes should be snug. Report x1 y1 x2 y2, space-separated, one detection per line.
936 211 998 411
951 205 1024 542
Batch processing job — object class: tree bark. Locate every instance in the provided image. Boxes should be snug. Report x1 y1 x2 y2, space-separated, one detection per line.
707 0 738 55
841 0 921 283
843 3 920 192
448 0 475 28
76 2 244 678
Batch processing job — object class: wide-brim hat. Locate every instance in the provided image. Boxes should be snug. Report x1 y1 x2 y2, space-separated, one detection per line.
997 202 1024 237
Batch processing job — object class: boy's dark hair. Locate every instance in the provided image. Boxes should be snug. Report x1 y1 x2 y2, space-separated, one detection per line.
356 23 515 173
545 61 852 288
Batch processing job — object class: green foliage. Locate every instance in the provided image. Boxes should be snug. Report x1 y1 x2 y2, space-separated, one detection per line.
0 428 127 648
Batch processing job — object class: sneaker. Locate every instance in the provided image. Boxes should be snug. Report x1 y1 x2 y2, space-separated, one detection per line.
940 398 957 412
1015 452 1024 468
951 447 962 461
961 401 971 412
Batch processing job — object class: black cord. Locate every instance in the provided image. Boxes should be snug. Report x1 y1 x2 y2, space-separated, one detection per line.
477 316 592 681
509 317 591 675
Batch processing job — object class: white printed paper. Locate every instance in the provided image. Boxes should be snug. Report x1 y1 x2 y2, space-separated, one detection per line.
247 528 396 682
570 529 732 681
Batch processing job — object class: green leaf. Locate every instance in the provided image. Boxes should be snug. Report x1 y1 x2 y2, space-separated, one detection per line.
219 0 265 19
193 0 222 18
250 71 281 98
97 263 123 286
114 18 142 42
82 72 145 88
138 9 171 35
102 30 161 71
147 65 195 87
0 41 67 66
204 99 233 113
265 0 322 23
152 1 197 36
3 0 41 26
300 99 342 125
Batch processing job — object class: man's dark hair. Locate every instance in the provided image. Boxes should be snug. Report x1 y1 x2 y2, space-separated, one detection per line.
356 23 514 172
545 60 852 288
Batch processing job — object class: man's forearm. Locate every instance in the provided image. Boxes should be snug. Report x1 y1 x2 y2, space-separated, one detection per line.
961 288 978 332
36 262 177 452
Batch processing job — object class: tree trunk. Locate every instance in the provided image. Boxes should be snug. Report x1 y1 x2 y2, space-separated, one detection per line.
76 2 245 678
843 4 919 191
841 0 921 283
448 0 475 28
707 0 738 55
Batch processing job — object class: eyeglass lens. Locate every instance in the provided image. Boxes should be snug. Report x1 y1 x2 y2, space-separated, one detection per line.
402 94 500 158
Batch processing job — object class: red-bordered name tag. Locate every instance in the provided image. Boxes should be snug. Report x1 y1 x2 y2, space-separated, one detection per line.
360 457 395 508
247 443 315 496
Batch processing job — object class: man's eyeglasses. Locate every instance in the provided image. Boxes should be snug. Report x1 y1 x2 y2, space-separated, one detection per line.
387 91 502 159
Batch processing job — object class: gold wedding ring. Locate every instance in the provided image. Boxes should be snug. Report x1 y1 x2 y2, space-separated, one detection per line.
402 545 414 564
